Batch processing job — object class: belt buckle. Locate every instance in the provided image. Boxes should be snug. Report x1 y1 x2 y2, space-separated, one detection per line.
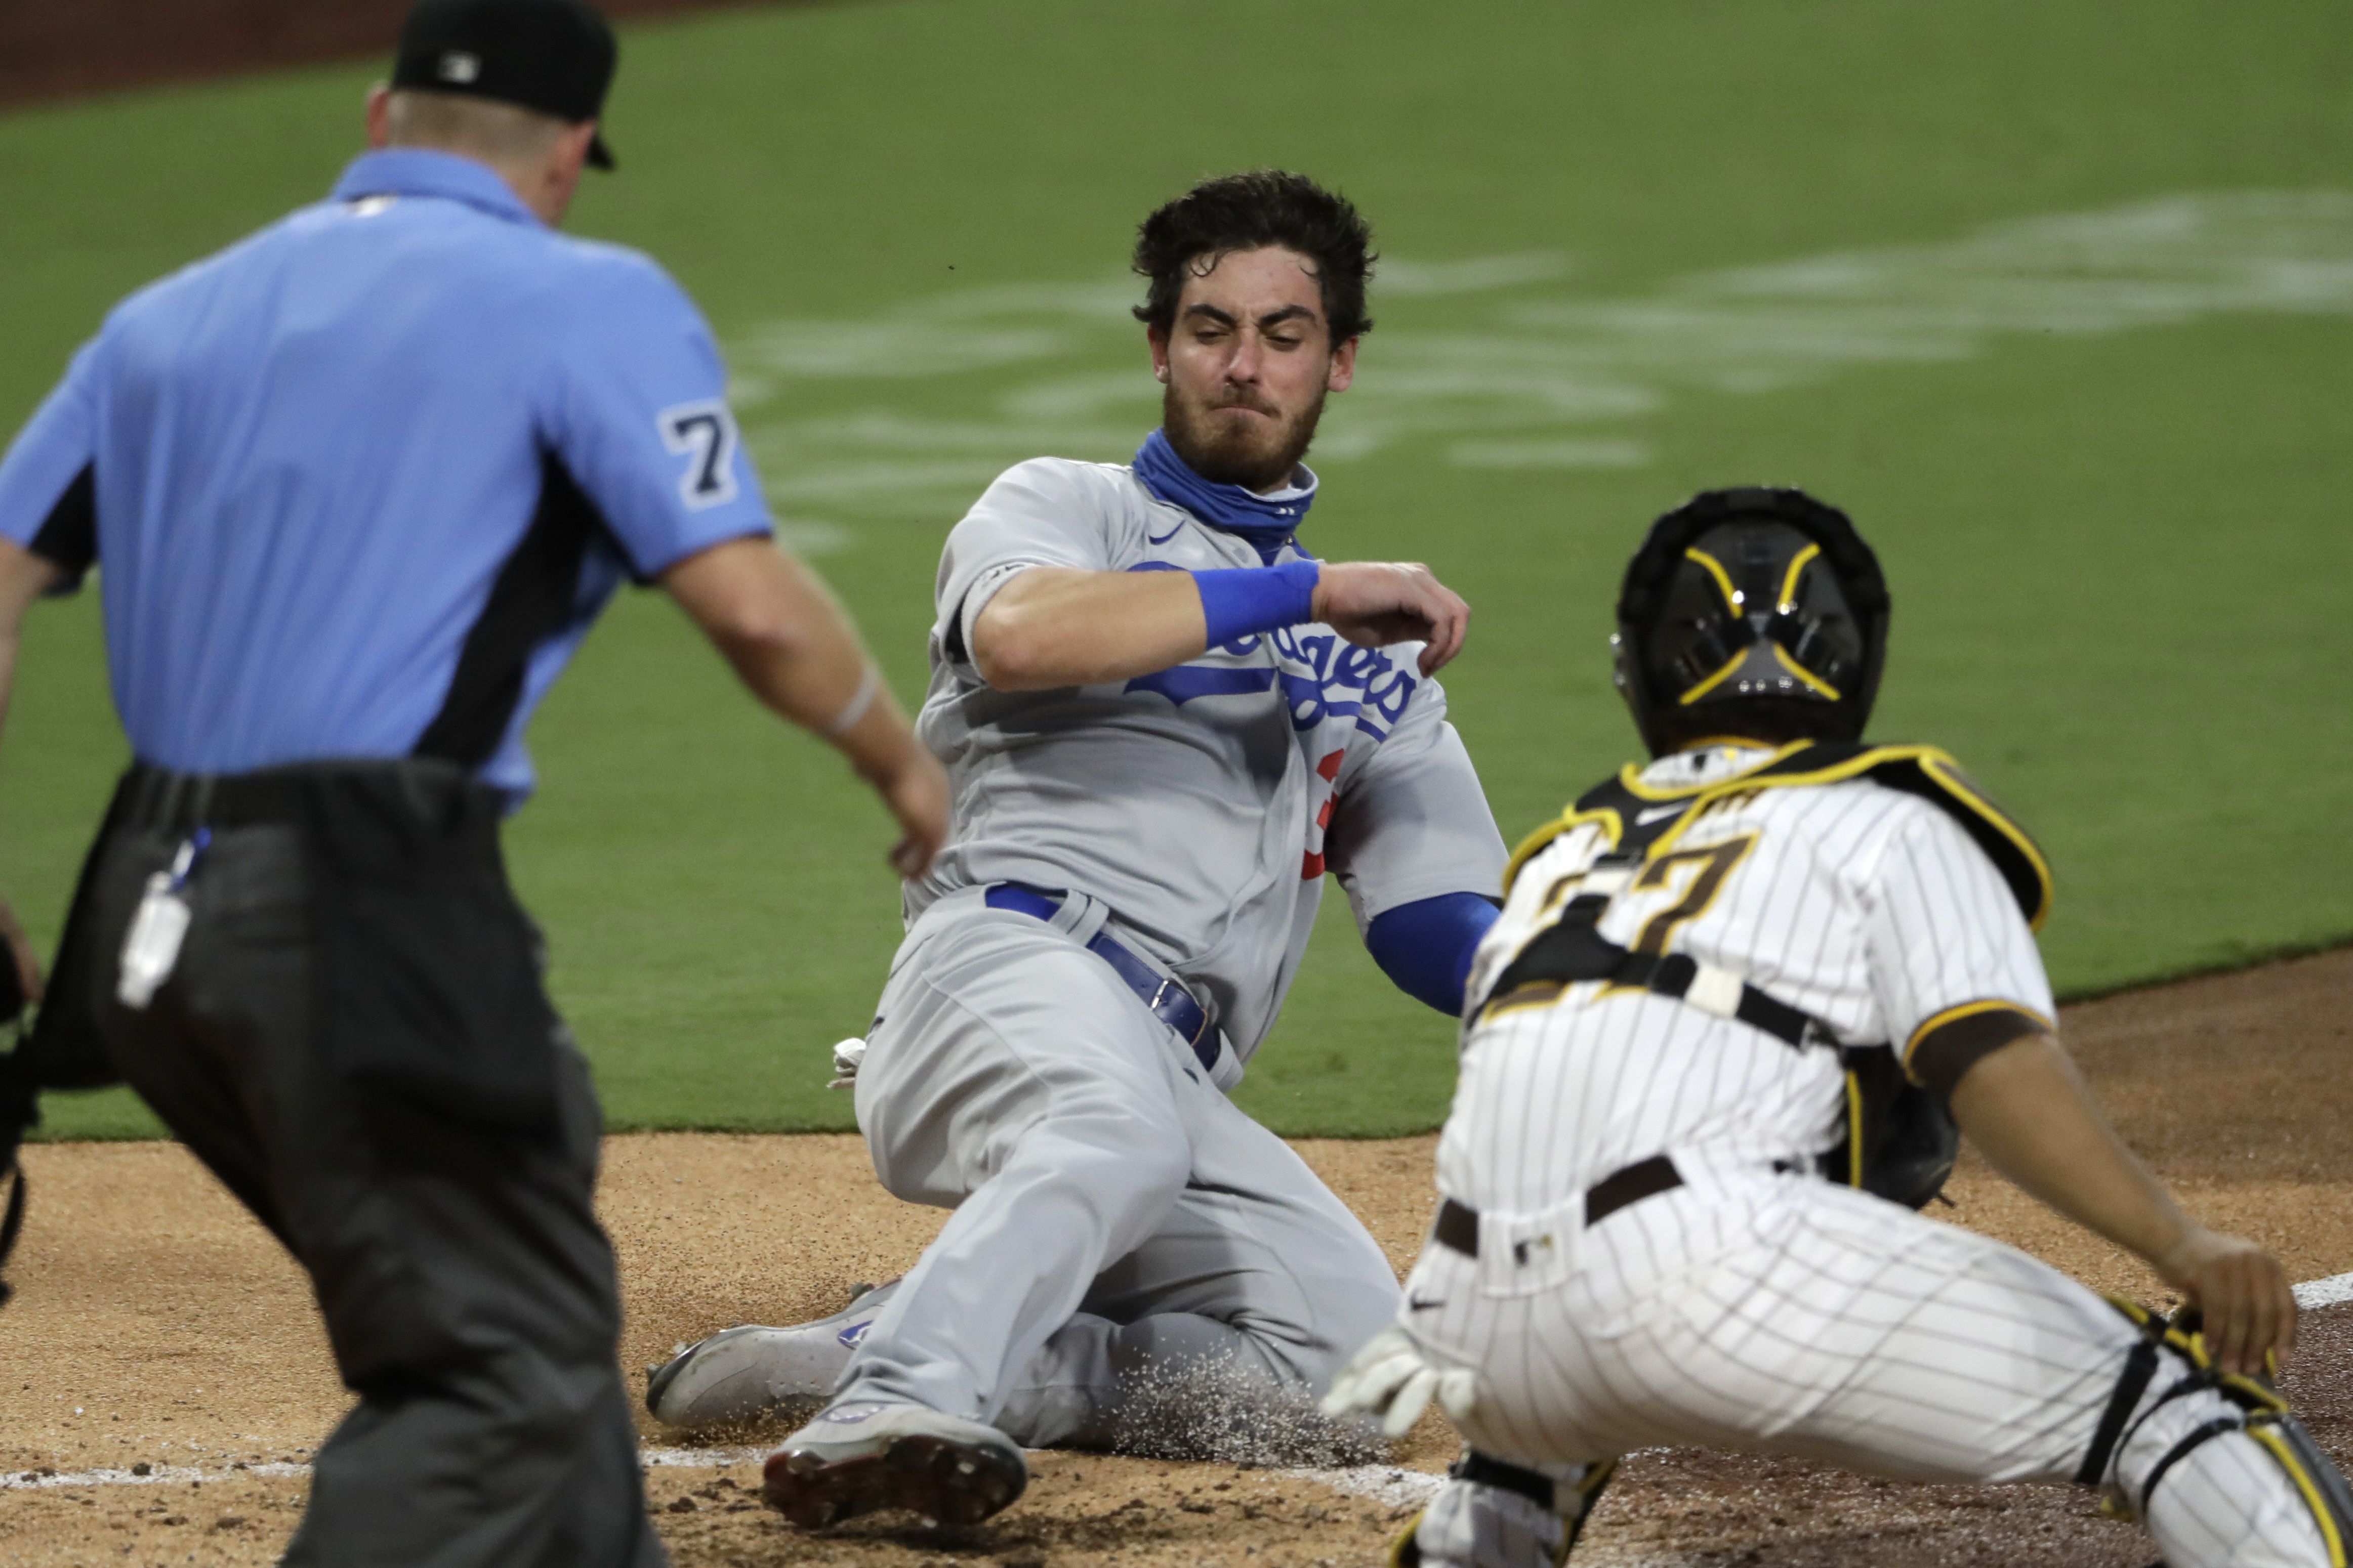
1151 977 1208 1047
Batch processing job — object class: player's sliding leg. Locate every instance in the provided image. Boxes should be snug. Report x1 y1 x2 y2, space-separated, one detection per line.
645 1278 901 1428
990 1083 1398 1451
657 903 1399 1455
756 903 1391 1522
815 912 1195 1399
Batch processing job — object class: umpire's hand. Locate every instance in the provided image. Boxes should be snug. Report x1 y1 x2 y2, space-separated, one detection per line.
866 741 951 882
1311 562 1470 675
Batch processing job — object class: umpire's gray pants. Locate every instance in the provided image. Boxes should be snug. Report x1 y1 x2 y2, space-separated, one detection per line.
84 822 665 1568
841 889 1399 1450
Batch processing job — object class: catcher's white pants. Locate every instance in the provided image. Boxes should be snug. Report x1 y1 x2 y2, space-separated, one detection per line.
838 891 1397 1450
1399 1164 2333 1567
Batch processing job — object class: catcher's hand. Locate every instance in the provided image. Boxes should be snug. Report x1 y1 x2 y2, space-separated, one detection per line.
1322 1326 1478 1437
2157 1225 2298 1377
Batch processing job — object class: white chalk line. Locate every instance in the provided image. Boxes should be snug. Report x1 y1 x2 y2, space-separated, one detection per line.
2295 1269 2353 1309
10 1269 2352 1501
0 1460 307 1492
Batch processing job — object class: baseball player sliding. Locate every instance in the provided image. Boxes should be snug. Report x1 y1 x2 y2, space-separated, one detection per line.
649 171 1522 1527
1327 487 2351 1567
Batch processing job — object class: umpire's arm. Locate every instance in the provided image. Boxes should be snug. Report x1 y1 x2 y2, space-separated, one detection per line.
0 537 62 1001
664 537 948 879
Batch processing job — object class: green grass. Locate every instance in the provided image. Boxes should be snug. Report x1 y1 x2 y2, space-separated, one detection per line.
4 0 2350 1139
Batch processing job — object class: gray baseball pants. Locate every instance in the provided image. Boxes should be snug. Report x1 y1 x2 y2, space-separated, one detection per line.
838 888 1399 1451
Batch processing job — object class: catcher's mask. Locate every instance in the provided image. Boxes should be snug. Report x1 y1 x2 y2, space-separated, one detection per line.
1613 487 1889 757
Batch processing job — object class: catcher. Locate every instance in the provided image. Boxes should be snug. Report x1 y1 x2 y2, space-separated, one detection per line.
1328 487 2347 1568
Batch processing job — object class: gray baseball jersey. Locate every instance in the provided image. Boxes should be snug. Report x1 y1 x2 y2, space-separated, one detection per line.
909 455 1506 1059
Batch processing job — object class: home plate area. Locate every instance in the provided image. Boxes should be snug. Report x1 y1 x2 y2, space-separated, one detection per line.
1 950 2347 1564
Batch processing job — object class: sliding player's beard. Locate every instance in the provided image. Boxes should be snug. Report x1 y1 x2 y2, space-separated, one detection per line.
1162 378 1328 492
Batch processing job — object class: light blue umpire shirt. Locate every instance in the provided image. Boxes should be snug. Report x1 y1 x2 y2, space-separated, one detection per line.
0 148 771 802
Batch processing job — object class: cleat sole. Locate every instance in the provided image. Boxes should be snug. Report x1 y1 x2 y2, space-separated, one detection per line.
763 1432 1026 1529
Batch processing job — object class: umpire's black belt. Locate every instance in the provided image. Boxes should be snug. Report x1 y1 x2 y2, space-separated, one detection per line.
1432 1154 1686 1257
984 882 1217 1075
117 757 494 833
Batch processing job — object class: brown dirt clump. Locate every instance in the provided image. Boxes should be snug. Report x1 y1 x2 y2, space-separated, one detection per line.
0 946 2346 1564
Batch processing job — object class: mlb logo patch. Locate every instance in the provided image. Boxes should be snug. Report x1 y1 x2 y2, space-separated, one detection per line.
438 51 481 83
838 1320 874 1349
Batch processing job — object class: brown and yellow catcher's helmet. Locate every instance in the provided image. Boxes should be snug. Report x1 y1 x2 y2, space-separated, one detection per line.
1612 487 1890 758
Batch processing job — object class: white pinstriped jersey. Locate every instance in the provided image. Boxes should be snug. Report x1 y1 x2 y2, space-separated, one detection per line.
1439 741 2054 1215
1398 742 2336 1568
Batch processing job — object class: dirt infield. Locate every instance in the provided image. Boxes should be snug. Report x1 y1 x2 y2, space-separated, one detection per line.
0 945 2346 1565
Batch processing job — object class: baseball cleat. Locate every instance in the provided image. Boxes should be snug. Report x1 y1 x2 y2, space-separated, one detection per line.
645 1280 898 1428
763 1400 1027 1529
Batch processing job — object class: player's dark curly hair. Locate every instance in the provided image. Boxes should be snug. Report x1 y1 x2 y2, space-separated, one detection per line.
1132 171 1376 343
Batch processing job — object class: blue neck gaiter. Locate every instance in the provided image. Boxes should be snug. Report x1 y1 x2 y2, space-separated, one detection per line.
1131 428 1317 562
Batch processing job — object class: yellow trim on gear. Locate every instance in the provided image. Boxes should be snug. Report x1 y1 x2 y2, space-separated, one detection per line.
1387 1510 1423 1568
1920 754 2056 929
1502 806 1622 896
1769 642 1842 700
2225 1373 2292 1415
1677 648 1749 706
2102 1294 2156 1328
1641 743 2055 928
1684 546 1744 614
1844 1071 1866 1186
2249 1425 2351 1567
1777 541 1822 612
1479 980 1572 1023
1901 998 2054 1071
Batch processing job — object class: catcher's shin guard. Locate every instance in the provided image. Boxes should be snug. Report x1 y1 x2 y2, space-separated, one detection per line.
2079 1301 2350 1567
1389 1449 1619 1567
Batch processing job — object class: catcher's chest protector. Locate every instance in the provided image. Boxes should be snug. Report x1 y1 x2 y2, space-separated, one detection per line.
1485 741 2052 1210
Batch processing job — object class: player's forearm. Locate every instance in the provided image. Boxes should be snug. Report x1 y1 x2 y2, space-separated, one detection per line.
971 567 1210 690
1947 1031 2196 1267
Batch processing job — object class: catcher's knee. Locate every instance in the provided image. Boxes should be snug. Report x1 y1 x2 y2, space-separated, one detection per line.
2078 1299 2352 1565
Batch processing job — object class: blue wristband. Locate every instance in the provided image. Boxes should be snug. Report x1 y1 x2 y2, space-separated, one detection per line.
1192 560 1320 646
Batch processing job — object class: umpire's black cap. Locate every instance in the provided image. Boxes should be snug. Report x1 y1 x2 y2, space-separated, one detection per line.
393 0 621 169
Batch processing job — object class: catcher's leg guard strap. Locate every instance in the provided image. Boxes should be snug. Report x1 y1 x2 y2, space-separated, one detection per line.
2137 1416 2246 1516
1455 1450 1557 1512
2107 1328 2353 1567
2078 1334 2161 1485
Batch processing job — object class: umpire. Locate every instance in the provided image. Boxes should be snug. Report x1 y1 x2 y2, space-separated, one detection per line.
0 0 948 1562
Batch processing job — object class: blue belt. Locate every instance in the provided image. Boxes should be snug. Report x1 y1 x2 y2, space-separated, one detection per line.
983 883 1217 1075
